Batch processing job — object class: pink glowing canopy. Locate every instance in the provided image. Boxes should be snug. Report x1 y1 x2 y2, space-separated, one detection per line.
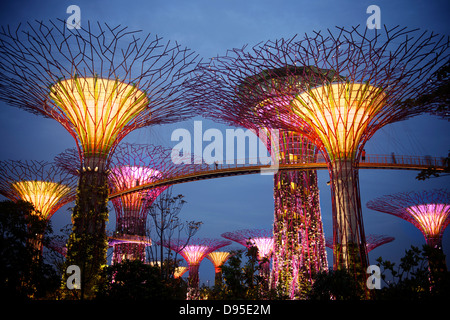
250 237 274 260
221 228 274 260
110 166 162 189
367 189 450 246
160 238 231 266
406 204 450 237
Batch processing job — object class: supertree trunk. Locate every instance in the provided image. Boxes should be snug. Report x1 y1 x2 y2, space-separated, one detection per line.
330 159 368 275
112 214 147 263
425 236 447 275
214 267 223 287
271 169 328 299
65 158 109 300
188 264 200 289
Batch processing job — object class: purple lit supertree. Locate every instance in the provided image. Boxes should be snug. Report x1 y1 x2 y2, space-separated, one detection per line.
56 142 205 264
0 160 77 256
326 234 395 253
367 189 450 273
188 26 449 283
0 20 199 298
221 229 274 283
108 143 180 264
160 238 231 299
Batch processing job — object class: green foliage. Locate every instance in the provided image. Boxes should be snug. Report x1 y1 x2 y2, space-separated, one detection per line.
308 268 366 300
62 170 109 300
0 200 60 299
96 260 187 300
201 249 278 300
373 245 450 300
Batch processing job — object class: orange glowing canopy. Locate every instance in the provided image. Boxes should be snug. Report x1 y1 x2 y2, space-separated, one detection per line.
11 180 72 220
291 82 385 160
207 251 232 272
109 166 163 212
49 77 149 159
174 266 188 279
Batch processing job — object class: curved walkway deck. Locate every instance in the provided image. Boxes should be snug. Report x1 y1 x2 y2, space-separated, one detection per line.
109 154 446 198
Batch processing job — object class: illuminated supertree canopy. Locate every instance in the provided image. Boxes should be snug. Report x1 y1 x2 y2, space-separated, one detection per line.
188 49 329 299
108 143 191 264
206 251 233 286
366 189 450 253
160 238 231 298
189 26 449 278
0 20 199 299
0 20 198 165
0 160 77 221
0 160 77 253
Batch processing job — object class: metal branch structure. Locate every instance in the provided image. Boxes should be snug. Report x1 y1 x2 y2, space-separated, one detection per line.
188 26 449 282
221 229 274 283
188 57 329 299
0 160 77 254
206 251 233 286
326 234 395 253
0 19 199 299
108 143 199 264
367 189 450 272
160 238 231 299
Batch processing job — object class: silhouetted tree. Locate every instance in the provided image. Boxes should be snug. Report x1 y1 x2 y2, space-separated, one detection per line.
0 200 60 299
97 260 187 300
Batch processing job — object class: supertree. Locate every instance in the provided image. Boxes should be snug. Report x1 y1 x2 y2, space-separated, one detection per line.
108 144 170 264
57 142 206 264
326 234 395 253
188 64 329 299
160 238 231 299
189 26 449 280
367 189 450 273
0 20 198 298
206 251 233 286
221 229 274 283
0 160 77 255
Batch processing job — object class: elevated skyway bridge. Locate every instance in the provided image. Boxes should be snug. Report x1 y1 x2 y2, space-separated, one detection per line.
109 153 447 199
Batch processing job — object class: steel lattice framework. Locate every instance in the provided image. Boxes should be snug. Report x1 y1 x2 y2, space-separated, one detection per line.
0 160 77 254
367 189 450 251
0 19 199 299
0 160 77 221
0 20 198 165
188 26 449 279
188 55 329 299
160 238 231 298
108 144 172 264
108 143 206 264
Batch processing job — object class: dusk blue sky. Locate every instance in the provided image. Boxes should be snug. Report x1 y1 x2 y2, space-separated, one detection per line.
0 0 449 287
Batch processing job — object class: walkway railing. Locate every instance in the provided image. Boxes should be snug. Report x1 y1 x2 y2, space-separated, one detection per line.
109 154 446 198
